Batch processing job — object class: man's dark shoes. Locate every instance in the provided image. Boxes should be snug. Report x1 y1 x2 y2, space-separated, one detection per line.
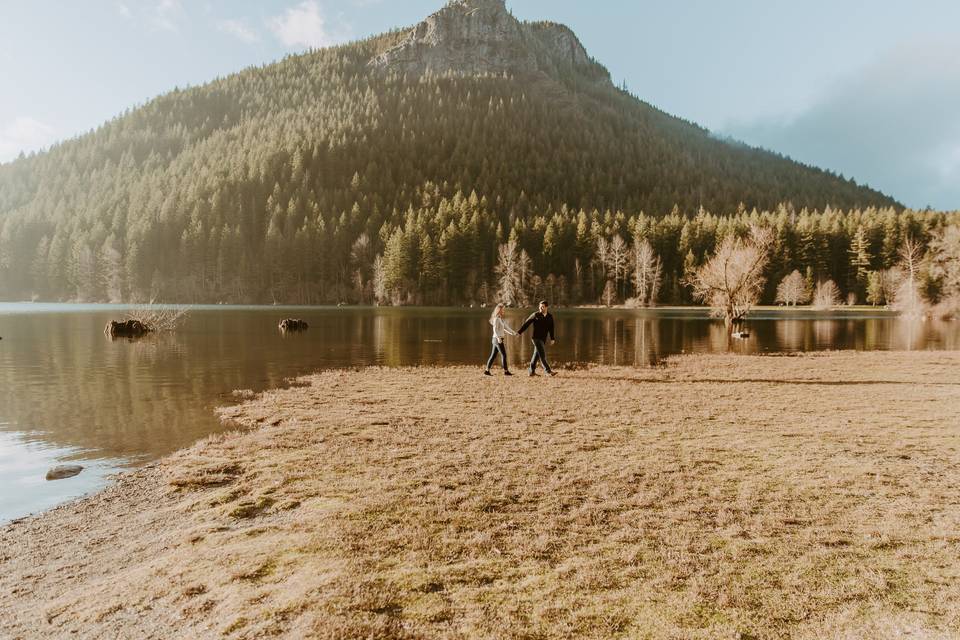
546 371 557 377
529 371 537 377
504 370 513 376
483 370 492 376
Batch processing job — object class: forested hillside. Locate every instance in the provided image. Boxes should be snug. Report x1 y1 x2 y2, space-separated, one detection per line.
0 0 934 306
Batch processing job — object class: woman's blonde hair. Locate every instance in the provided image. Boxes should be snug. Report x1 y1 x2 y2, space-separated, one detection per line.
489 303 505 325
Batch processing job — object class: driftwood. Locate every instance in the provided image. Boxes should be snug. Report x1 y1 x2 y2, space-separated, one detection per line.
278 318 309 332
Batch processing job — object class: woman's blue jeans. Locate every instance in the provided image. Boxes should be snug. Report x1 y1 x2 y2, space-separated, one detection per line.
486 341 508 370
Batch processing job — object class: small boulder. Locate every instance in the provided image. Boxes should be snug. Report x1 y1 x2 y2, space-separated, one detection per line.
46 464 84 481
731 331 750 339
278 318 309 332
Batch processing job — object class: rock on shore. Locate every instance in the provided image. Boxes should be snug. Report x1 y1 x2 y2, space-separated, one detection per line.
45 464 83 481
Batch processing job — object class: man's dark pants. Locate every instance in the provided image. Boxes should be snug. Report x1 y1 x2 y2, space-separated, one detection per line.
529 339 552 374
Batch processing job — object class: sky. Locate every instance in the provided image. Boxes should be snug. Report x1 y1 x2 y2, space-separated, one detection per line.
1 0 959 210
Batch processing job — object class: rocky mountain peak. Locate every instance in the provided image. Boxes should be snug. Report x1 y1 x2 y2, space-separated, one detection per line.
369 0 606 81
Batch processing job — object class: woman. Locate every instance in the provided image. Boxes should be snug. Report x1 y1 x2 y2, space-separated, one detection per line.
484 303 516 376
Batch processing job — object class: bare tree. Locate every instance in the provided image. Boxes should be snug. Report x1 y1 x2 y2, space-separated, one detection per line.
124 302 189 332
775 269 811 306
891 236 928 318
812 280 841 309
595 236 610 281
686 226 772 327
632 238 662 306
495 240 522 306
372 254 387 304
518 248 532 304
602 280 617 307
608 235 630 297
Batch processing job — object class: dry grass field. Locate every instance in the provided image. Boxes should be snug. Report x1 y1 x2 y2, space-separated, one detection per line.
1 352 959 639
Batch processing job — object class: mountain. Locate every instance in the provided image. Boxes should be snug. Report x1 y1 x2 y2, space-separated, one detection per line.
369 0 598 77
0 0 915 306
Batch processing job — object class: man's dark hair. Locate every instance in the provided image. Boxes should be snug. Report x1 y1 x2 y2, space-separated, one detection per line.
539 300 549 307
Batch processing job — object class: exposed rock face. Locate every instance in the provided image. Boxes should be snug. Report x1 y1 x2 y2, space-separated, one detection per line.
369 0 607 82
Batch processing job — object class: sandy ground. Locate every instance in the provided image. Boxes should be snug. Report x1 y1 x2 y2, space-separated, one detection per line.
1 352 959 639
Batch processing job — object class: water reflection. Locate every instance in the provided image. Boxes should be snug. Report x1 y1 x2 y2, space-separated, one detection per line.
0 430 120 520
1 303 958 521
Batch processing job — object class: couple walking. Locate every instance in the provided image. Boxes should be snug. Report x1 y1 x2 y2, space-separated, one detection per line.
484 300 556 377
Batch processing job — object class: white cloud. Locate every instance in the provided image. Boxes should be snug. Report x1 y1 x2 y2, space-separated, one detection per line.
115 1 132 19
218 18 260 44
268 1 351 49
0 117 58 163
153 0 184 32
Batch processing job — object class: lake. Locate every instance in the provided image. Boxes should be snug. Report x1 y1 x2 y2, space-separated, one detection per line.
1 303 958 522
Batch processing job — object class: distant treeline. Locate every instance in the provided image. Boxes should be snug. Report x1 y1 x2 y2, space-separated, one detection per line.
1 181 955 306
0 25 916 305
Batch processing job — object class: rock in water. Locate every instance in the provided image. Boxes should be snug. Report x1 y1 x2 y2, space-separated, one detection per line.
278 318 309 332
46 464 84 481
105 319 151 338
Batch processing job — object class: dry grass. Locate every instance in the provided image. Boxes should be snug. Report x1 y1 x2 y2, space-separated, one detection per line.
2 352 960 639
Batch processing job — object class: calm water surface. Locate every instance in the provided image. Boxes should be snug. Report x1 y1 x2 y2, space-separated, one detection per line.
1 303 958 522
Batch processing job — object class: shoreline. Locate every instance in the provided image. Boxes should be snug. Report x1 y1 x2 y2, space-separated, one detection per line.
0 300 899 313
2 352 959 638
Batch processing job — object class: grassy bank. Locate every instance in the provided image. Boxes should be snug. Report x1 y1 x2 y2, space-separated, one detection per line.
2 353 959 639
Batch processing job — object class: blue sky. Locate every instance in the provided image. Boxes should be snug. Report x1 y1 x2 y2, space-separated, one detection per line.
1 0 959 209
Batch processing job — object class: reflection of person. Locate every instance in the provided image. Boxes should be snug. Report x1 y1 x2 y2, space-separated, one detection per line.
518 300 556 376
484 303 517 376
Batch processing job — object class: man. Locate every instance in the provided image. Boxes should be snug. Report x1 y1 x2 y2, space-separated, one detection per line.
518 300 556 376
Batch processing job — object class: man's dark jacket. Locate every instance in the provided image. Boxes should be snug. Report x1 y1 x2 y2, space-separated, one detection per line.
518 312 555 341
